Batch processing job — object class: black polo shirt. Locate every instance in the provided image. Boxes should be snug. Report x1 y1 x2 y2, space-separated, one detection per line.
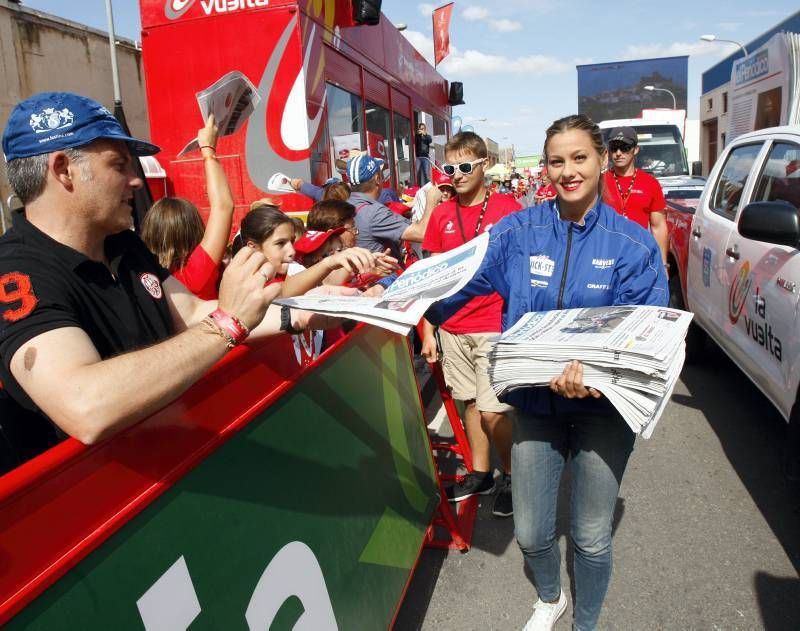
0 211 175 463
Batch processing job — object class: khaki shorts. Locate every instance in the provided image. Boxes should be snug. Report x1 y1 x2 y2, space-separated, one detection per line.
438 330 511 414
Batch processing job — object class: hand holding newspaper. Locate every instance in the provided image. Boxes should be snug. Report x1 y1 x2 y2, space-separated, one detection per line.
274 232 489 335
488 306 693 438
178 70 261 156
267 172 297 194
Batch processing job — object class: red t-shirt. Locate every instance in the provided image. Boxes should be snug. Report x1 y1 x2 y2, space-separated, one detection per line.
602 169 666 229
423 193 521 334
172 245 220 300
535 184 557 199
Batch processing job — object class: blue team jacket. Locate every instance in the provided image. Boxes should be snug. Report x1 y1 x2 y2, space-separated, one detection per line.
429 199 669 418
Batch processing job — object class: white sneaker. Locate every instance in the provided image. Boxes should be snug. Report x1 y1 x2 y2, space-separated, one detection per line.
522 590 567 630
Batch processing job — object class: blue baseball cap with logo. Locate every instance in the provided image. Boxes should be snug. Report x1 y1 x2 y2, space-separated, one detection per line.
346 154 385 185
2 92 160 161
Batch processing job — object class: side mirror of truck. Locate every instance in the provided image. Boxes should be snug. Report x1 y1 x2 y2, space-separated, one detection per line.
738 200 800 248
690 161 703 176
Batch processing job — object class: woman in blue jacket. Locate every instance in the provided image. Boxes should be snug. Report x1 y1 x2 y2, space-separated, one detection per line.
429 114 668 631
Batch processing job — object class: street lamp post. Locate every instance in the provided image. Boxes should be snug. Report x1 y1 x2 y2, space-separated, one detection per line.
700 34 748 56
643 85 677 110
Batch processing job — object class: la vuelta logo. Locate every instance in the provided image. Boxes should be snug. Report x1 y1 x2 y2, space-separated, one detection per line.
164 0 269 20
728 260 752 324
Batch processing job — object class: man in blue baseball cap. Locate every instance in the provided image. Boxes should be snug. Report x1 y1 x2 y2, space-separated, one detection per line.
2 91 161 161
0 92 320 472
346 154 433 261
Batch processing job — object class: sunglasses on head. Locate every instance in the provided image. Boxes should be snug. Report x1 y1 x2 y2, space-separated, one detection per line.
609 142 635 153
442 158 486 176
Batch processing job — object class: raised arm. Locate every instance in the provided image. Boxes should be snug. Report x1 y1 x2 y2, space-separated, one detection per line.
197 114 235 264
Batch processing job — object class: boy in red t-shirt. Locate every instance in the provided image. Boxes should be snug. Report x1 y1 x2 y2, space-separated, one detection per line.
420 132 521 517
602 126 669 269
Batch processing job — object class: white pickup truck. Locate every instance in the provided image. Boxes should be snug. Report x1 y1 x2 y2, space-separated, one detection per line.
666 126 800 477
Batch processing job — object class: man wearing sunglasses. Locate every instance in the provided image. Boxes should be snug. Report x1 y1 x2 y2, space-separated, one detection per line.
420 132 520 517
602 127 669 268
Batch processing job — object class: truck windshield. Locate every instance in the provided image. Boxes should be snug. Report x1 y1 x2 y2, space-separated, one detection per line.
603 125 689 177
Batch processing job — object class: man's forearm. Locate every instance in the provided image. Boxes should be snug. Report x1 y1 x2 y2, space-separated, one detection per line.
401 201 435 242
50 325 230 444
83 304 286 440
650 213 669 264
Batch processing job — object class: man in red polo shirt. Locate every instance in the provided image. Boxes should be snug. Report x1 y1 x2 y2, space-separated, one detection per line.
420 132 520 517
602 127 669 268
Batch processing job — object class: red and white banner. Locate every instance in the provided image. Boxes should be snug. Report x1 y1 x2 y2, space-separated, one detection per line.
432 2 454 66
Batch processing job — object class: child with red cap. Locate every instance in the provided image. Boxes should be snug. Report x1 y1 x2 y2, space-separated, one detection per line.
293 228 346 267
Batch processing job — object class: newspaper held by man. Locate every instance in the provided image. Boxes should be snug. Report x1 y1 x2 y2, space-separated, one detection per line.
489 305 693 438
178 70 261 156
274 232 490 336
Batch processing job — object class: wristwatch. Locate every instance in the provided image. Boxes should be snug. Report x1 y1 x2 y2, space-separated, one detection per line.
280 304 303 335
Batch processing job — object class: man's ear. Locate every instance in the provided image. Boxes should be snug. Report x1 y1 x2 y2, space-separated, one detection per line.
633 146 641 157
49 151 74 191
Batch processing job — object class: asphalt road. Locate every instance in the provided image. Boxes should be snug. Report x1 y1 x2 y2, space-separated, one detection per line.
396 343 800 630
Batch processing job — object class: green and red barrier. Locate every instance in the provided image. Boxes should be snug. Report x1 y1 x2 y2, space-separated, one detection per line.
0 326 439 629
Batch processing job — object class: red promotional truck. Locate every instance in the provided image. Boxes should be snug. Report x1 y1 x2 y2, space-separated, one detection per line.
140 0 453 221
0 2 458 627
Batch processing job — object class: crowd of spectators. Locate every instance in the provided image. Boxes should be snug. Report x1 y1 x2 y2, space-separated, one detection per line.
0 89 674 631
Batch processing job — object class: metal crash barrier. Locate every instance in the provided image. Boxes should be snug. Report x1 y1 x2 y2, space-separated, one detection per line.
0 326 440 629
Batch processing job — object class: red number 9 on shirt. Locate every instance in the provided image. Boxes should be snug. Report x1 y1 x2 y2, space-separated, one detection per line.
0 272 38 322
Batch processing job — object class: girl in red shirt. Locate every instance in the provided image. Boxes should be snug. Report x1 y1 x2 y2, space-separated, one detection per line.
141 114 233 299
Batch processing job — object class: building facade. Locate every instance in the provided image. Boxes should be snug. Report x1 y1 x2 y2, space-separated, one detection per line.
699 10 800 175
0 0 149 231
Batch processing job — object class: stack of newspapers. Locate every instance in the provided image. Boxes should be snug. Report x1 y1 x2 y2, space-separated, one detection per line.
489 305 693 438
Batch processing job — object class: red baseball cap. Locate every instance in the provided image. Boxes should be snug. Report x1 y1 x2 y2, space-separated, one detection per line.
386 201 412 216
431 169 454 189
293 228 345 255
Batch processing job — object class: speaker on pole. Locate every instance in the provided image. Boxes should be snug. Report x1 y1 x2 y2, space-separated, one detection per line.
352 0 382 25
449 82 465 106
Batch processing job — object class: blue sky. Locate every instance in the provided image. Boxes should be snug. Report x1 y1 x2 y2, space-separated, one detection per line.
22 1 800 157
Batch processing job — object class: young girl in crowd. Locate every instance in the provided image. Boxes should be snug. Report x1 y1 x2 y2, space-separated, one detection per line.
141 114 231 299
428 114 668 631
231 205 395 296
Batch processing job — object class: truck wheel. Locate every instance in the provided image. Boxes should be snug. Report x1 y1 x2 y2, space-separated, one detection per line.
668 271 706 363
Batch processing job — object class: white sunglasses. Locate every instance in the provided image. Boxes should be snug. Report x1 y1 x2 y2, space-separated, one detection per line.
442 158 486 176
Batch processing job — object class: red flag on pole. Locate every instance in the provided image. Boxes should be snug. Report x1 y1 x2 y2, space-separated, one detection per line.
432 2 454 67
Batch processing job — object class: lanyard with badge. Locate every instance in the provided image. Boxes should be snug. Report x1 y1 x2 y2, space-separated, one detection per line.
611 169 637 216
454 191 490 243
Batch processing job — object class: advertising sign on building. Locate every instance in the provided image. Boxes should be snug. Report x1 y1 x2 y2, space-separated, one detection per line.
727 32 800 143
514 155 542 169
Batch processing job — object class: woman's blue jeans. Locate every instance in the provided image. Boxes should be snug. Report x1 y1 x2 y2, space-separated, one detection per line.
511 410 635 631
